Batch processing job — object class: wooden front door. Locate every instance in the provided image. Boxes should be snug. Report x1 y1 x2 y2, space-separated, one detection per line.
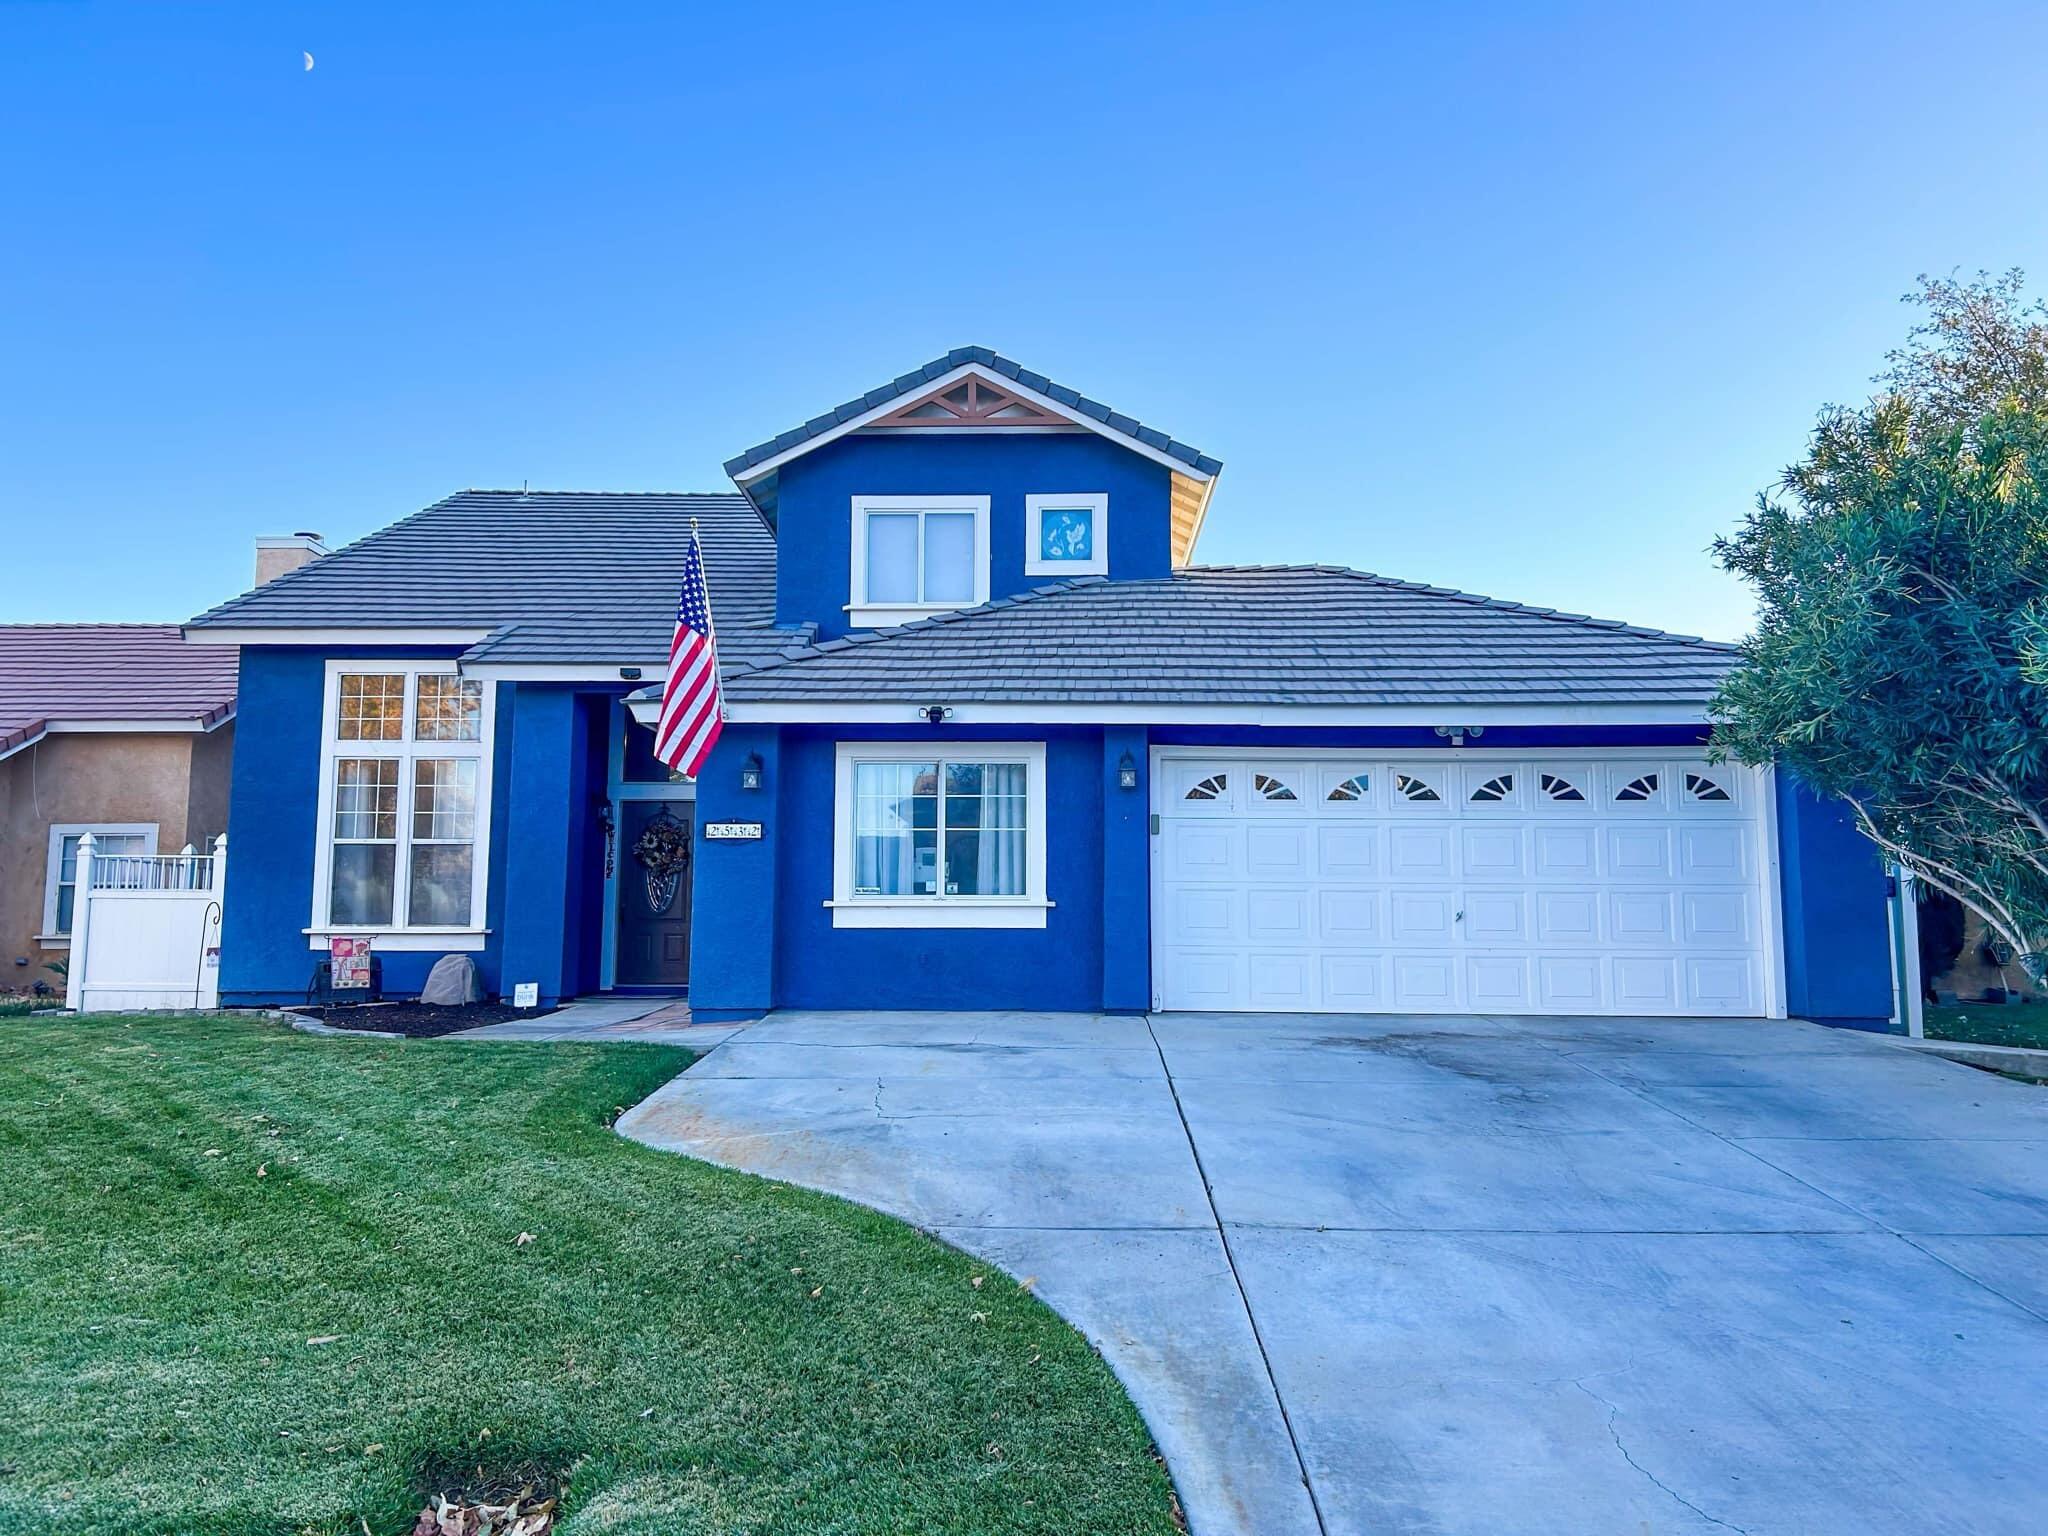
615 801 692 987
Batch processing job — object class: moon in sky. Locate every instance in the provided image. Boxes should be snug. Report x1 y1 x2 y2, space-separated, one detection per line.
303 51 315 72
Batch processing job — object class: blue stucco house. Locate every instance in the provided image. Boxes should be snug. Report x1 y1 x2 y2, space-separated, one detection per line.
185 349 1900 1026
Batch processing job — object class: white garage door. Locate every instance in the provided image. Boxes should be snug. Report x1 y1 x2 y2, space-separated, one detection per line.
1152 754 1773 1016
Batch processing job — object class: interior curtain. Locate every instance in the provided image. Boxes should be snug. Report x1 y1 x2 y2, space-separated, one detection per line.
856 763 920 894
975 762 1026 895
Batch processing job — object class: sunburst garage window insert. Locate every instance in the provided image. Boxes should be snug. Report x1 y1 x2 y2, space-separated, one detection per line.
830 742 1050 928
317 664 494 943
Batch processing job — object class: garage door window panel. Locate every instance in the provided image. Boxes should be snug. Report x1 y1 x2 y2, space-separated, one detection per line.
1389 769 1447 809
1322 769 1376 806
1464 770 1519 806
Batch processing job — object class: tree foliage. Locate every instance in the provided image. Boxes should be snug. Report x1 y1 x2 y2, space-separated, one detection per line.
1878 269 2048 429
1713 273 2048 973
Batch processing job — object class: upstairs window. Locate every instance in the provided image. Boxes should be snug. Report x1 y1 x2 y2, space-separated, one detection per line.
1025 494 1109 578
850 496 989 622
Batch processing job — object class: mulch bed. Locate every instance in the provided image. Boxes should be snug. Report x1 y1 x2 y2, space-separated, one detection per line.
286 1001 557 1039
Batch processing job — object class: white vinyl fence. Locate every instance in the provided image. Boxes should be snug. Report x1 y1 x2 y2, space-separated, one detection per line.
64 833 227 1012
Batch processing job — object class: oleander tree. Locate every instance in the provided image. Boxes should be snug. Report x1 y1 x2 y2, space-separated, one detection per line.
1711 271 2048 975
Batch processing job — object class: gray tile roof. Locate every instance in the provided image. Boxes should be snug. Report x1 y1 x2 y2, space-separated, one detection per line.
722 346 1224 480
185 491 799 669
723 566 1737 707
0 625 239 755
181 491 1731 709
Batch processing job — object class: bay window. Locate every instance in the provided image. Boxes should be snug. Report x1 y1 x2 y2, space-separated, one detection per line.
829 742 1049 928
312 663 493 947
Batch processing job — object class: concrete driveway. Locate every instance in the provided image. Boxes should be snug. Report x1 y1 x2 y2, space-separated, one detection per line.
618 1010 2048 1536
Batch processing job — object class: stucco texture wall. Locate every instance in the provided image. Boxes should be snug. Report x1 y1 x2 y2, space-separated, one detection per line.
771 432 1174 639
0 726 234 990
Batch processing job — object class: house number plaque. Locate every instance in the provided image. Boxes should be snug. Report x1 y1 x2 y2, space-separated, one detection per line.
704 821 764 841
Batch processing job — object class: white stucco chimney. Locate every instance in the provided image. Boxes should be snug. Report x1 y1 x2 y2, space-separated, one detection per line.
253 531 328 586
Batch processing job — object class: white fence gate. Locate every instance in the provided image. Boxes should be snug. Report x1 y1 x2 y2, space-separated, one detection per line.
64 833 227 1012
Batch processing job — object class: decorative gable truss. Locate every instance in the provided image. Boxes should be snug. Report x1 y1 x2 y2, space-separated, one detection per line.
866 371 1217 567
724 353 1222 566
869 375 1069 428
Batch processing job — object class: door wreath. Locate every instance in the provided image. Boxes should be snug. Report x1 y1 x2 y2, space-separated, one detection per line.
632 810 690 915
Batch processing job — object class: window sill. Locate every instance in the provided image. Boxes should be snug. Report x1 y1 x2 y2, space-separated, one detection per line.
1023 558 1108 578
843 602 975 629
32 934 71 948
823 898 1053 931
304 926 490 952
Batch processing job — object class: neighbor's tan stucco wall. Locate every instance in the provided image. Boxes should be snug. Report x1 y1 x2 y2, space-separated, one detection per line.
0 725 235 989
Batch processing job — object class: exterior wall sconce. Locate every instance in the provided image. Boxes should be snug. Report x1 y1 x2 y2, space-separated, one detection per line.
740 751 764 791
1434 724 1486 748
1117 750 1139 790
918 704 954 726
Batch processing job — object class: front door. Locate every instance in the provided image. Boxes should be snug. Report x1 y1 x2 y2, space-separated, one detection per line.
615 800 692 987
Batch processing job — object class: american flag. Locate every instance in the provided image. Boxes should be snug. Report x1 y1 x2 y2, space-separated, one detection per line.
654 527 725 777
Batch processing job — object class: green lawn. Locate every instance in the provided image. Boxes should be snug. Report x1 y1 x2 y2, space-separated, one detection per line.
0 1013 1176 1536
1924 1002 2048 1050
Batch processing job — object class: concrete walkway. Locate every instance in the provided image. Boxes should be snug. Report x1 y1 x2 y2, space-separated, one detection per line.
617 1010 2048 1536
448 997 745 1049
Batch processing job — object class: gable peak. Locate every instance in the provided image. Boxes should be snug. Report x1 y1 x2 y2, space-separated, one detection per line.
869 369 1068 429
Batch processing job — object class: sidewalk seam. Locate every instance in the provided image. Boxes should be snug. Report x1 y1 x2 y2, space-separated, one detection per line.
1144 1013 1331 1536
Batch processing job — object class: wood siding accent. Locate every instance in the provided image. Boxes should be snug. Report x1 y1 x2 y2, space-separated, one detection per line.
1170 472 1210 567
867 375 1069 429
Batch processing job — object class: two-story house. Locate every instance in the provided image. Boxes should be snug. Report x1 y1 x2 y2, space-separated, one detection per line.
184 349 1898 1025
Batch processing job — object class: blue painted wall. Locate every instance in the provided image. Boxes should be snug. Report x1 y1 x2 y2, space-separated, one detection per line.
687 723 781 1020
497 687 615 1006
1775 766 1896 1027
222 658 1897 1026
1150 723 1716 750
758 725 1110 1012
1100 724 1151 1012
218 646 515 1005
770 432 1174 638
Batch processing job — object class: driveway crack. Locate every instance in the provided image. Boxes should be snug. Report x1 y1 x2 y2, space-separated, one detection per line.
1145 1014 1331 1536
1574 1372 1749 1534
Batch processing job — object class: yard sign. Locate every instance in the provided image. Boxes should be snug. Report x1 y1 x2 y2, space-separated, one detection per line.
330 936 372 989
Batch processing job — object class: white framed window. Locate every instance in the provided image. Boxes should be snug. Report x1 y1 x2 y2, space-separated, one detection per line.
848 495 990 627
1024 493 1109 577
41 823 158 941
309 662 494 950
827 741 1050 928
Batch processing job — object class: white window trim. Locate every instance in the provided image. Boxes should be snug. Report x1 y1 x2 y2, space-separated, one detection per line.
307 660 496 951
40 822 159 943
1024 493 1110 577
847 494 990 627
827 740 1050 929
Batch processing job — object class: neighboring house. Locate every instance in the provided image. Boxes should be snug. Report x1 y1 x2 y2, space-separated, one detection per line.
0 626 239 986
186 349 1898 1025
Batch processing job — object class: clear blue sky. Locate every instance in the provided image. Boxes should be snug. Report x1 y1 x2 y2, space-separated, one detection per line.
6 3 2045 640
